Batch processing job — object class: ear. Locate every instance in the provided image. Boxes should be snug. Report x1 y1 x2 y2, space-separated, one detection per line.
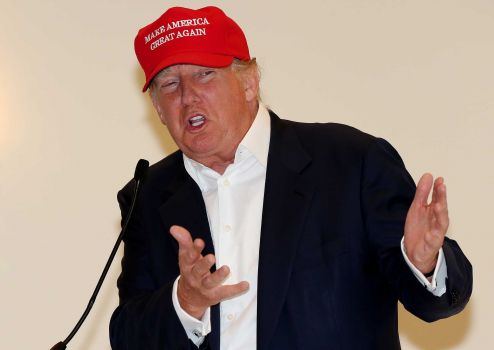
149 90 167 125
242 68 260 102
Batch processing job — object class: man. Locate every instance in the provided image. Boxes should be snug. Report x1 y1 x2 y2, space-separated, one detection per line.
110 6 472 350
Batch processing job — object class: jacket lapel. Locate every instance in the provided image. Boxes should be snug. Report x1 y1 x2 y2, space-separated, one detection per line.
158 170 215 256
257 113 315 350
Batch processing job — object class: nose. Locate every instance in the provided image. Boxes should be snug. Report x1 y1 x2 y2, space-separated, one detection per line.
180 80 200 106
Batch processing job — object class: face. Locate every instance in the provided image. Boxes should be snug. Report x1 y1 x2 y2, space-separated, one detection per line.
150 63 259 170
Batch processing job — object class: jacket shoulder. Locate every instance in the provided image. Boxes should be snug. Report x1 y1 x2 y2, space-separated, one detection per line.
270 111 378 156
119 150 184 197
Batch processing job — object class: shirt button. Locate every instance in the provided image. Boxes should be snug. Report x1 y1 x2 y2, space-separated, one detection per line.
224 224 232 232
192 329 202 338
226 313 234 321
223 179 230 187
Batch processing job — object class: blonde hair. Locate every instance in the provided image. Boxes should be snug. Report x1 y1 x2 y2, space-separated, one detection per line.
232 58 261 100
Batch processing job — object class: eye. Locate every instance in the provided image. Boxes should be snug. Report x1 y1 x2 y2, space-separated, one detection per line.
159 79 179 91
197 69 215 80
163 80 177 87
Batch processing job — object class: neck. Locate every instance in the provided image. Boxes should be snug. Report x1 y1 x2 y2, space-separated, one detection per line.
209 160 234 175
202 101 260 175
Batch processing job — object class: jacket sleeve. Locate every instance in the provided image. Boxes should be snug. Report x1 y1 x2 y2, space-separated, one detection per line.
109 180 206 350
361 138 472 322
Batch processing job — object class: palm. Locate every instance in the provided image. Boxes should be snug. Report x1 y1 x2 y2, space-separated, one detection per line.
404 174 449 274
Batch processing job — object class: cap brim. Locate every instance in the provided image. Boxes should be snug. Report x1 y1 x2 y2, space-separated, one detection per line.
142 52 234 91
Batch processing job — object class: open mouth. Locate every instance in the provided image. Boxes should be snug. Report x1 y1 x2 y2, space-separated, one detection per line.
189 115 206 127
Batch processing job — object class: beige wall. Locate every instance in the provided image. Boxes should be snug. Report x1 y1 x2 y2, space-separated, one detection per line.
1 0 492 348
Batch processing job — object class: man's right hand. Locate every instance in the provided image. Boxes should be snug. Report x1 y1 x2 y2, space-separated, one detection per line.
169 225 250 319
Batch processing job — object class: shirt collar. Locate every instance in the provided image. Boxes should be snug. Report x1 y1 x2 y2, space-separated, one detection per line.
234 103 270 168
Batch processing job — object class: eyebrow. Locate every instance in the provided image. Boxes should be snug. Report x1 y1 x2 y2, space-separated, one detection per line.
155 67 175 80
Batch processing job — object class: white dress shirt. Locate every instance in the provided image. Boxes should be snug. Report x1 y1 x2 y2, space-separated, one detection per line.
172 104 447 349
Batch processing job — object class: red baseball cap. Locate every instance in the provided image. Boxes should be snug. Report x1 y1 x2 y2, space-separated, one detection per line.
134 6 251 92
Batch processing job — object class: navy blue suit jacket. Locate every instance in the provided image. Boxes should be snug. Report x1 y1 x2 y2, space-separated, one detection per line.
110 112 472 349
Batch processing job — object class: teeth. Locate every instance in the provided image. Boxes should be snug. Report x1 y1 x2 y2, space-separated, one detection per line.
189 115 205 127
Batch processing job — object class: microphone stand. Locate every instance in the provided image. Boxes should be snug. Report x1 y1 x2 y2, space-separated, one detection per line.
50 159 149 350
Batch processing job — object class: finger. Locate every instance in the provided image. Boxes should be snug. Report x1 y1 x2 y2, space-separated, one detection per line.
432 178 447 206
213 281 250 302
190 254 216 280
170 225 193 247
431 177 448 231
170 225 200 264
202 265 231 289
431 177 443 203
433 200 449 234
413 173 433 207
193 238 205 255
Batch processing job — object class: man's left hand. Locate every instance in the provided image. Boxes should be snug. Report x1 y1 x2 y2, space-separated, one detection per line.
404 173 449 275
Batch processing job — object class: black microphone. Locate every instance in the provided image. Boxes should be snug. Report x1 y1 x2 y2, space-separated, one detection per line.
50 159 149 350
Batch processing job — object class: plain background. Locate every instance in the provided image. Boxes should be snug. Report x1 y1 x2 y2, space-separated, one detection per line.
1 0 492 349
